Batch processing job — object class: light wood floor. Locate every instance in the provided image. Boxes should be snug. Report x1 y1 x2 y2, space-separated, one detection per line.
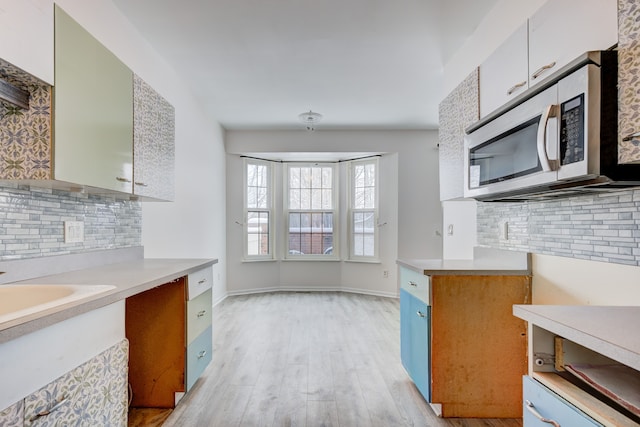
164 292 523 427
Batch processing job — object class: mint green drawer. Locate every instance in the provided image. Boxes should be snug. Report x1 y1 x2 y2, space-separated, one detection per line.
187 289 212 344
399 266 429 304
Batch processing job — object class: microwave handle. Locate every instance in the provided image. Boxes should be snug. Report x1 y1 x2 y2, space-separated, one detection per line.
537 104 558 171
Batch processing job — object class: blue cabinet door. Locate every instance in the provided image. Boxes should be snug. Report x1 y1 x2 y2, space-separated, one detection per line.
400 289 413 378
523 376 602 427
400 288 430 402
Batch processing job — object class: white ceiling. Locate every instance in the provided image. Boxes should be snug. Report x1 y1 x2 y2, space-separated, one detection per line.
112 0 498 131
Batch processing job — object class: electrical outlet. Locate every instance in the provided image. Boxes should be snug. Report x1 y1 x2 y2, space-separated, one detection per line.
383 270 389 278
64 221 84 243
501 221 509 240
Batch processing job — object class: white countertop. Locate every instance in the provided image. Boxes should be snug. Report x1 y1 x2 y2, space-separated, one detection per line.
513 304 640 372
0 258 217 343
397 247 531 276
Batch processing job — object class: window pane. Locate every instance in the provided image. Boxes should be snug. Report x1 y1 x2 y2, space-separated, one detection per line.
289 189 300 209
353 234 364 256
322 168 332 188
321 189 332 209
247 211 269 256
363 234 375 257
301 167 311 189
300 188 311 210
247 187 257 208
311 167 321 188
354 212 364 232
311 189 322 209
290 167 300 188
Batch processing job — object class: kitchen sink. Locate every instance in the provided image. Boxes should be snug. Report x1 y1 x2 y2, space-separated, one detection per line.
0 284 116 324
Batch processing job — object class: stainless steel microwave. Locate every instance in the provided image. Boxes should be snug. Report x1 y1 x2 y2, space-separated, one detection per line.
464 51 640 202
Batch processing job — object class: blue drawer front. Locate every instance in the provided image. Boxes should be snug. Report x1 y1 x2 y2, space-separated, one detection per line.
187 325 213 391
523 376 602 427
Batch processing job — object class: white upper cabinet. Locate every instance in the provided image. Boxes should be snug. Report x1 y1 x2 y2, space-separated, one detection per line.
479 23 529 118
0 0 54 84
528 0 618 87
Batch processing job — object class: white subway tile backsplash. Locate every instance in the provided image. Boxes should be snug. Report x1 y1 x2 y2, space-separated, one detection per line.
0 185 141 260
477 188 640 266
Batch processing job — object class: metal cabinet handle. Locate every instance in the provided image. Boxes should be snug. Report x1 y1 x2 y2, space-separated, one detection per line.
198 279 207 285
30 396 69 422
622 131 640 142
134 181 148 187
197 310 207 318
409 281 417 287
416 311 426 318
197 350 207 359
507 81 526 95
116 176 132 183
525 400 560 427
532 61 557 80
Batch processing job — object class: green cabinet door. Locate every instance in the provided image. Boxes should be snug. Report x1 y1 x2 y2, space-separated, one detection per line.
53 5 133 193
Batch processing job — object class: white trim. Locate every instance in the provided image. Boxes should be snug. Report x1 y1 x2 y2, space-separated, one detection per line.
243 158 274 260
348 158 379 261
212 293 228 307
225 287 398 299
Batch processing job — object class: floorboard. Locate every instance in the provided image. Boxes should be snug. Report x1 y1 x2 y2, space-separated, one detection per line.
162 292 523 427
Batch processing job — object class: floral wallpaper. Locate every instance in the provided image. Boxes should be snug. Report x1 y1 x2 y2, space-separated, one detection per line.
0 59 52 180
0 339 128 427
618 0 640 164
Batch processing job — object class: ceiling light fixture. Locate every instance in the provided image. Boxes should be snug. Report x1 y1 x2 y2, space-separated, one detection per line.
298 110 322 131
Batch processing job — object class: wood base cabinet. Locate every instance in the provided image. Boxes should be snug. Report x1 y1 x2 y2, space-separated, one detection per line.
126 266 213 409
399 266 531 418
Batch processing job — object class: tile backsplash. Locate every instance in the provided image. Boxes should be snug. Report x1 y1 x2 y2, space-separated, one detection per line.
477 188 640 266
0 184 141 260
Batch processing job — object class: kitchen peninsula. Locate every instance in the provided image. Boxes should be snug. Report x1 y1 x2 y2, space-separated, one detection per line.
397 248 531 418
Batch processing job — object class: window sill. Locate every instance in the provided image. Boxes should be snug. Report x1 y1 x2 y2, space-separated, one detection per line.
242 258 277 263
344 259 381 264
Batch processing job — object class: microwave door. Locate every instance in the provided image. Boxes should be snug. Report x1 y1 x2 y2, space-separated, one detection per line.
465 85 560 198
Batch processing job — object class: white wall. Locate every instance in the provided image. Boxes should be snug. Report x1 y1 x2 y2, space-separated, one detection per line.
55 0 227 302
225 130 441 297
533 254 640 305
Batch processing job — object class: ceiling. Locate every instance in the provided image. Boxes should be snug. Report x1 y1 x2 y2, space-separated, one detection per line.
112 0 498 131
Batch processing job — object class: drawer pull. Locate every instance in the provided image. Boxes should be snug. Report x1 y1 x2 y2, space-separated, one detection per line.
30 396 69 422
507 80 526 95
416 310 426 318
622 131 640 142
532 61 556 80
197 310 207 318
198 279 207 285
197 350 207 359
134 181 148 187
409 281 417 287
116 176 132 183
525 400 560 427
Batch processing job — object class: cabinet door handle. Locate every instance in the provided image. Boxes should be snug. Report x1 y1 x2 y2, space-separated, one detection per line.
30 396 69 422
197 350 207 359
507 80 526 95
525 400 560 427
134 181 148 187
116 176 132 183
409 281 417 287
197 310 207 318
416 310 426 318
531 61 556 80
198 279 207 285
622 131 640 142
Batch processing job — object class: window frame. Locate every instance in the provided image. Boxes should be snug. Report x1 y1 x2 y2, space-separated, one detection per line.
348 158 379 261
284 162 339 261
243 158 274 261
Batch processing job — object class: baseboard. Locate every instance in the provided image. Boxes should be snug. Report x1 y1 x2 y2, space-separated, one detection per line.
225 286 398 299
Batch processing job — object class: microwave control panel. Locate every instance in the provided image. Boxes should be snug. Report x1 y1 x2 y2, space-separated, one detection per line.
560 94 585 165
